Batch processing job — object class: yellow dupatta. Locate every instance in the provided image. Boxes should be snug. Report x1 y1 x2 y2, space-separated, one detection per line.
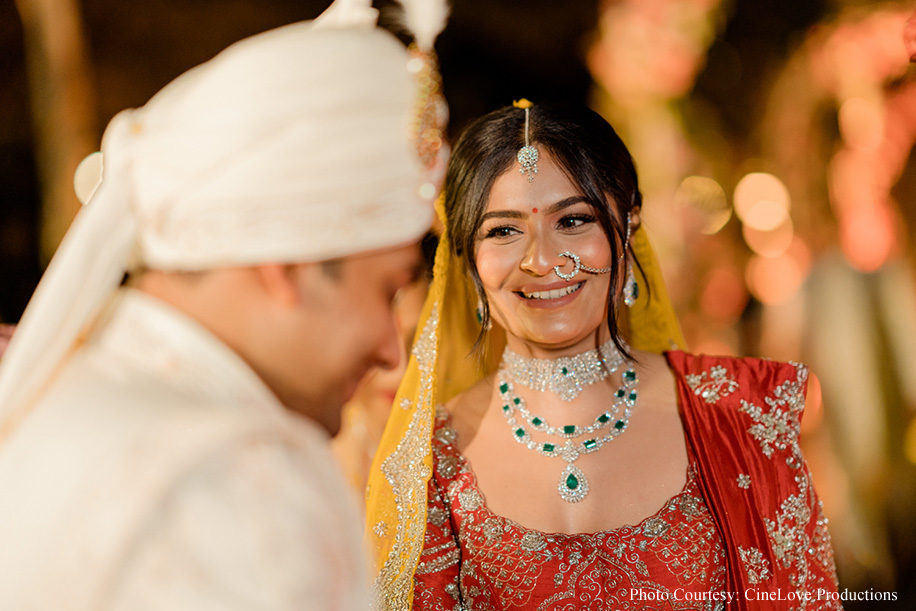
365 195 685 610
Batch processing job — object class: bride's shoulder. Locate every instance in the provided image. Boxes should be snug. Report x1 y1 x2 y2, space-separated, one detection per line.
444 373 494 411
630 349 673 381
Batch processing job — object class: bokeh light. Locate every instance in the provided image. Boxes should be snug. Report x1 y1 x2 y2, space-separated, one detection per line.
675 176 731 234
742 216 794 258
699 264 748 323
838 96 884 151
838 198 897 273
801 372 824 435
741 198 789 232
745 237 811 305
733 172 791 227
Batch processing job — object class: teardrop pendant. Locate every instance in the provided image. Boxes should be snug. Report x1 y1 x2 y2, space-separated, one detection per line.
558 463 589 503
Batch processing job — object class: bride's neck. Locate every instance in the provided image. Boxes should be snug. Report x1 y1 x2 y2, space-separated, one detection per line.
502 326 614 361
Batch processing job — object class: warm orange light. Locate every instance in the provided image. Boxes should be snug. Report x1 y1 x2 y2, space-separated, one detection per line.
745 252 804 305
839 203 896 273
826 150 864 215
801 372 824 434
838 96 884 151
742 199 790 231
699 265 748 323
788 236 813 273
742 217 794 258
734 172 790 226
675 176 731 234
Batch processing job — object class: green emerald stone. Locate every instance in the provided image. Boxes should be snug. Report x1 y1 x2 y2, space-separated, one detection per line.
597 413 610 423
629 391 638 402
499 383 509 393
616 389 625 399
515 428 525 438
532 417 543 426
502 404 510 412
566 473 579 490
543 443 555 452
583 439 597 450
615 420 626 430
561 367 568 375
513 397 521 405
624 370 636 381
563 425 576 435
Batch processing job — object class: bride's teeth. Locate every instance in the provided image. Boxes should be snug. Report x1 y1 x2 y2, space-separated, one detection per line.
523 283 582 300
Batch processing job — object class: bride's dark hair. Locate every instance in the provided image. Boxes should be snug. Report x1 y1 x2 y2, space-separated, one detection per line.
443 102 643 356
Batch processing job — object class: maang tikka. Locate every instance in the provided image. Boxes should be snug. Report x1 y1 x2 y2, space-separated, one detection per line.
514 99 538 182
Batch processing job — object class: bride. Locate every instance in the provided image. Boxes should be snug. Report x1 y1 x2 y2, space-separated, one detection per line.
367 101 842 611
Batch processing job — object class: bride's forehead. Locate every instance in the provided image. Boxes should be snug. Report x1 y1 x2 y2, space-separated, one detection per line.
484 156 584 213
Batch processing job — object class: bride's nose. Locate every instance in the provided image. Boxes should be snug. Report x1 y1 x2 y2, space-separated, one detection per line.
520 233 561 277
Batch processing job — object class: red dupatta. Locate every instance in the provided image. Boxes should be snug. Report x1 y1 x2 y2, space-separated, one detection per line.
668 351 842 610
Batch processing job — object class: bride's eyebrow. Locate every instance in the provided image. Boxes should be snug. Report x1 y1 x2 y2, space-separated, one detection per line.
480 209 527 222
480 197 590 223
545 196 589 214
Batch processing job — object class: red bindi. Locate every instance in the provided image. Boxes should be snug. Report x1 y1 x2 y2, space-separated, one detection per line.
532 207 538 214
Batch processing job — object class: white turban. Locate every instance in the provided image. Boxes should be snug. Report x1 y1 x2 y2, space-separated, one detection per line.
0 0 447 431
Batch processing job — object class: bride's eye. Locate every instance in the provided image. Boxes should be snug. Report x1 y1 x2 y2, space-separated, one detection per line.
483 225 520 239
557 214 596 230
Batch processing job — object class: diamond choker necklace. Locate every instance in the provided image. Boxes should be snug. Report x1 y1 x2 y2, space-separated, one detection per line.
501 337 626 401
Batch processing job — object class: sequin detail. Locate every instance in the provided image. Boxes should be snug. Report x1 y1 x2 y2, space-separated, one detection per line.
428 506 448 528
739 363 804 459
374 304 439 611
738 546 771 584
685 365 739 404
739 362 840 607
737 474 752 489
415 413 726 610
520 532 548 552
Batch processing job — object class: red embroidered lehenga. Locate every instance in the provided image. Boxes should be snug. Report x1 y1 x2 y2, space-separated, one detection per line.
365 209 842 610
412 353 841 611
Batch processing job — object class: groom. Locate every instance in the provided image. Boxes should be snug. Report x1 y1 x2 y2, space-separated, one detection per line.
0 2 445 609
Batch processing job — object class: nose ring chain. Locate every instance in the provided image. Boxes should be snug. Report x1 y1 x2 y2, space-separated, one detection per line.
553 251 612 280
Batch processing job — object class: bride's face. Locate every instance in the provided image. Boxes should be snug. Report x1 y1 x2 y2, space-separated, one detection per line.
474 151 616 355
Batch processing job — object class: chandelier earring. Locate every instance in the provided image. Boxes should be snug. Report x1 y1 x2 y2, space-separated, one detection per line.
476 295 492 331
619 213 637 307
623 262 638 307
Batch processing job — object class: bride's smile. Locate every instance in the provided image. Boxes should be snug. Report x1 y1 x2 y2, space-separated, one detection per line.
516 280 582 301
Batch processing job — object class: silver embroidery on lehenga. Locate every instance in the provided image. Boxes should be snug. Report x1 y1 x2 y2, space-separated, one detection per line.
685 365 739 404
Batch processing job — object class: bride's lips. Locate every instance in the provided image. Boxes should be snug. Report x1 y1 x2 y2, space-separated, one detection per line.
514 281 584 309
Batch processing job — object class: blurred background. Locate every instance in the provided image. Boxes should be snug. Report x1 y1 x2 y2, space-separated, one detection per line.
2 0 915 606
